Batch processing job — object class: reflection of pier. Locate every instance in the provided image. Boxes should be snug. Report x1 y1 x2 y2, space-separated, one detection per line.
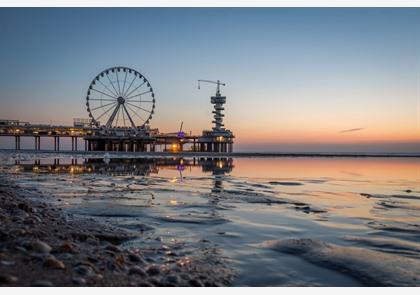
15 157 234 179
200 158 233 194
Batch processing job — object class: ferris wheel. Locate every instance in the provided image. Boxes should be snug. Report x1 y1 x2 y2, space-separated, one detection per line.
86 66 155 132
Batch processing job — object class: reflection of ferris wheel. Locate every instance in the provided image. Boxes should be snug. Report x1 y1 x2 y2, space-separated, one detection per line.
86 66 155 132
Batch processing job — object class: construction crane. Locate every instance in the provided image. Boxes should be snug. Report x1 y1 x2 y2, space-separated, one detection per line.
198 80 226 96
177 121 185 138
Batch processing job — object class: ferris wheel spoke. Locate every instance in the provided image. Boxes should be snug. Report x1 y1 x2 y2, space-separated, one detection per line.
126 103 145 122
121 105 127 127
125 81 146 98
122 104 137 129
96 102 119 121
126 90 152 100
126 102 152 114
106 72 120 98
90 101 116 112
88 98 116 102
127 100 154 103
123 75 137 97
97 79 119 97
115 70 122 96
105 103 121 128
91 88 118 100
117 106 123 127
122 70 128 96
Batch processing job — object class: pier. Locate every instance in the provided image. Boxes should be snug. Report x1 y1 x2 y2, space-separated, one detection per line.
0 67 234 153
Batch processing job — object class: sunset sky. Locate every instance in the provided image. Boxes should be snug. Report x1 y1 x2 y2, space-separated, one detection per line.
0 8 419 152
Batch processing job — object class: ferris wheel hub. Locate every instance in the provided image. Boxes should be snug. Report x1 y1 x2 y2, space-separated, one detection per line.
117 96 125 104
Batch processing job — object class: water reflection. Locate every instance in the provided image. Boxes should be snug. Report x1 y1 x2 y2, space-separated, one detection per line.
15 157 234 193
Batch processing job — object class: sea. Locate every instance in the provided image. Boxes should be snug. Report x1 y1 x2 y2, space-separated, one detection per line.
0 150 419 286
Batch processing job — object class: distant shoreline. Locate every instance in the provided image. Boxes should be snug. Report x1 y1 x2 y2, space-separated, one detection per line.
1 149 419 158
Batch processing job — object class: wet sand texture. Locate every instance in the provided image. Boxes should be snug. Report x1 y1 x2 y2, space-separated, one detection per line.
0 184 234 286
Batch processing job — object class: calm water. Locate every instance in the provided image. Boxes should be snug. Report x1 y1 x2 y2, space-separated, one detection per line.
1 151 419 286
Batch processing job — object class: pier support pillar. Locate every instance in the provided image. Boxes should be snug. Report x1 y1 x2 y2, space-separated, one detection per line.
71 137 78 151
15 136 21 150
53 137 60 151
34 136 41 151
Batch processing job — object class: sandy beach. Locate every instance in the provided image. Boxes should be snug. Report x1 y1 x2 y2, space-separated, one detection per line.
0 180 234 286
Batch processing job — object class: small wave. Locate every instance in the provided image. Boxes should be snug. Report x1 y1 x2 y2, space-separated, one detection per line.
268 181 303 186
158 214 229 225
222 189 289 204
293 204 327 214
391 194 420 201
343 236 420 258
361 193 420 201
259 238 420 286
367 220 420 232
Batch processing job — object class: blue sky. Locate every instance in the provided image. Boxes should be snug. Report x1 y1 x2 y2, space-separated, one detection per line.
0 8 419 152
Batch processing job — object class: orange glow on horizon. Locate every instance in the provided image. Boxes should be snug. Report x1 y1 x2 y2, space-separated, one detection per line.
230 157 420 180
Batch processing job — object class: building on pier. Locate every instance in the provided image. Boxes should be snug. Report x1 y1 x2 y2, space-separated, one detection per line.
197 79 234 153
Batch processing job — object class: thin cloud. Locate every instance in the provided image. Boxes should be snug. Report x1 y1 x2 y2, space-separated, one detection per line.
340 127 365 133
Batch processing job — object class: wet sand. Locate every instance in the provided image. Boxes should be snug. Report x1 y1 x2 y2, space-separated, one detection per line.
0 181 234 286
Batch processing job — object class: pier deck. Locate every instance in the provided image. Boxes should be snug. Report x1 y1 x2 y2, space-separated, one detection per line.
0 123 233 153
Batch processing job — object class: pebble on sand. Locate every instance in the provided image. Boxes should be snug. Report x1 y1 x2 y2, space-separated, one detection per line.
32 280 54 287
0 274 18 284
43 256 65 269
146 265 160 276
72 276 87 285
73 265 93 276
59 242 77 254
31 240 52 254
128 266 146 277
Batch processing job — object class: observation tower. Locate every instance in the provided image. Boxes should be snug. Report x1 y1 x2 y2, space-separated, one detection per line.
197 80 234 153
